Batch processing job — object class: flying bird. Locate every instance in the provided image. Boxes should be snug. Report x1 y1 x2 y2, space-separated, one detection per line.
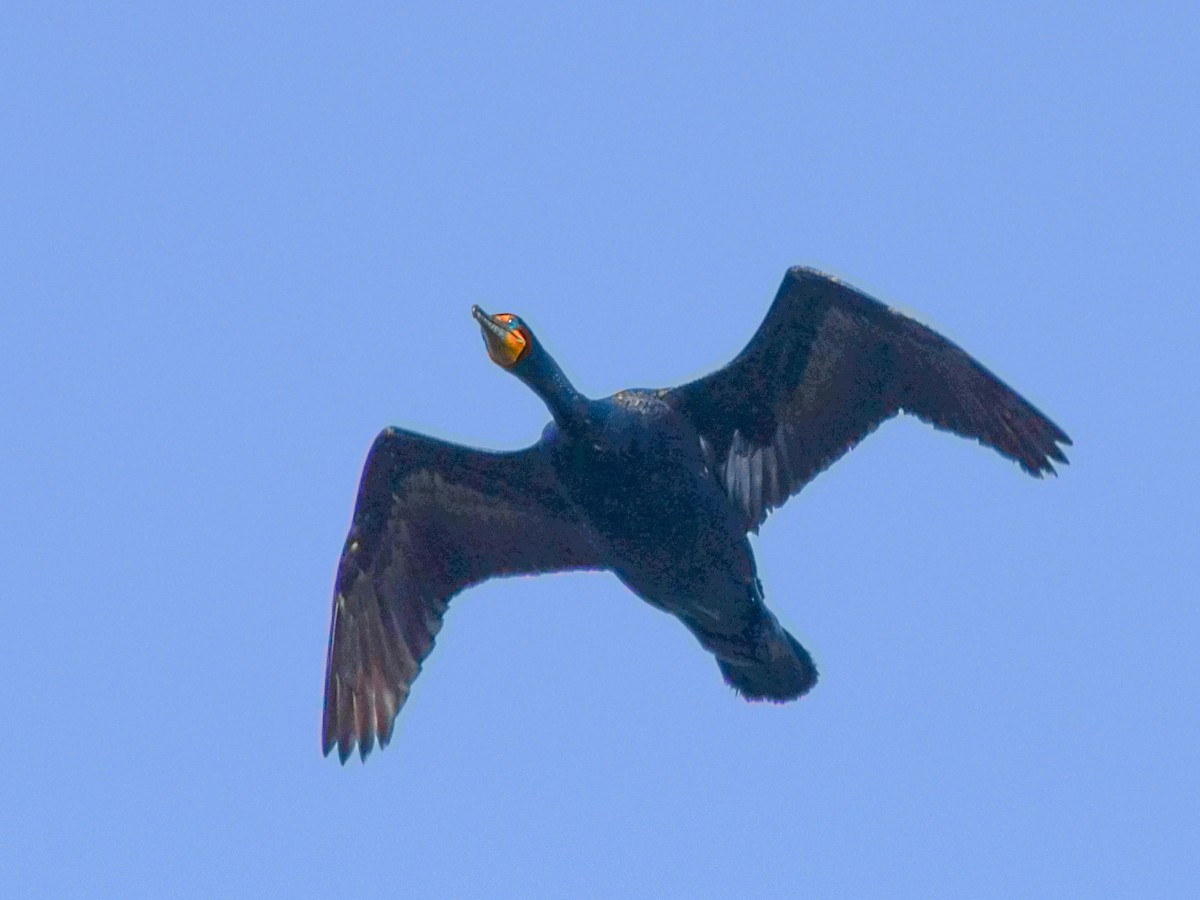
322 266 1070 762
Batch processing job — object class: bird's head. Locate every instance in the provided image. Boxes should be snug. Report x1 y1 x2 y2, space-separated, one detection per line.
472 305 586 426
472 305 537 372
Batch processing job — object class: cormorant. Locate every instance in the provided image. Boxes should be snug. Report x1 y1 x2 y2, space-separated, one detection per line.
322 266 1070 763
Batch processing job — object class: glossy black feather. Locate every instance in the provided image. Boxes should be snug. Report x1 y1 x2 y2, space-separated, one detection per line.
664 267 1071 529
322 427 601 762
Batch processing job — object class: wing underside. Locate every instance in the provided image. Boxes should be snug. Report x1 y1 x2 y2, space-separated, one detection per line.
322 428 600 762
667 267 1071 529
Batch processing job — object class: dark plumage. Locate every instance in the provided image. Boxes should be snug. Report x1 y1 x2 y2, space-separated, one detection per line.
322 266 1071 762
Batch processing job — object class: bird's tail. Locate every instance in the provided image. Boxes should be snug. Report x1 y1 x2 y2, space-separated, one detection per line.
714 614 818 703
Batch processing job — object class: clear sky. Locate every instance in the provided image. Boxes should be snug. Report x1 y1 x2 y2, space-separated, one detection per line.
3 3 1197 897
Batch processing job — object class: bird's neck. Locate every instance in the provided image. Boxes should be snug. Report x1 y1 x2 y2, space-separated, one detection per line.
523 353 590 430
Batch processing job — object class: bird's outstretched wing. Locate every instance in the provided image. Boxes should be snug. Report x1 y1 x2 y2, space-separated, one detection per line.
663 266 1071 531
323 427 600 763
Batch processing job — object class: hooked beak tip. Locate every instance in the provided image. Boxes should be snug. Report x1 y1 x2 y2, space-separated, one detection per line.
472 305 508 345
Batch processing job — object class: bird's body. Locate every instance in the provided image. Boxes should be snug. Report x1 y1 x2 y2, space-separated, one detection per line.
322 266 1071 762
537 390 808 698
541 389 741 586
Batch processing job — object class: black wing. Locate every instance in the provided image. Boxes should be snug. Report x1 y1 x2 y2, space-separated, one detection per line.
323 427 601 763
664 266 1071 531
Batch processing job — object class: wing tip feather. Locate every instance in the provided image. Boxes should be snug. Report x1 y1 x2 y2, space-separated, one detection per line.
321 694 402 765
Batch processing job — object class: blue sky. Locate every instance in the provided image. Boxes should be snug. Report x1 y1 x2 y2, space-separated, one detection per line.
3 3 1197 897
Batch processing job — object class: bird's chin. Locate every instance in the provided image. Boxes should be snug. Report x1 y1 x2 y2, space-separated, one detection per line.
486 342 519 369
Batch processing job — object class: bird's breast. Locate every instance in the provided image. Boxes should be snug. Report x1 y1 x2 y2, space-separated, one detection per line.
544 411 732 554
